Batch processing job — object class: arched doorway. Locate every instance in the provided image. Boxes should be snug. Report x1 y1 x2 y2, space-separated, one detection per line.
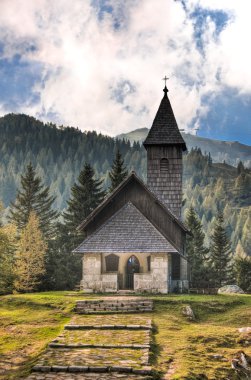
126 255 140 289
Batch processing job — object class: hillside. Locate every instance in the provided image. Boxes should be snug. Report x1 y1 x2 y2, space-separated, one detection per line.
0 113 250 255
117 128 251 168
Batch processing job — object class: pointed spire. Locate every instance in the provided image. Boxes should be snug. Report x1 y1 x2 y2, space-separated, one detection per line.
143 83 187 150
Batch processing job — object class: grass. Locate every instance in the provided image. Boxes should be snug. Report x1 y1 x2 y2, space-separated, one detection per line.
0 291 81 379
0 292 250 379
152 294 251 379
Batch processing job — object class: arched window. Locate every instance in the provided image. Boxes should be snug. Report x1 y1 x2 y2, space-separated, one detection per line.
160 158 169 172
105 254 119 272
127 255 140 274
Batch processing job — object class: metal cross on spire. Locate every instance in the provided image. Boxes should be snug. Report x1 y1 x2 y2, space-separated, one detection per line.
162 75 169 97
162 75 169 86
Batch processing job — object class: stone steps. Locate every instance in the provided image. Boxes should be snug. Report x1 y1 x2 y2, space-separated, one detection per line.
49 343 150 349
75 299 153 314
32 365 153 375
26 374 150 379
65 324 152 330
26 297 155 379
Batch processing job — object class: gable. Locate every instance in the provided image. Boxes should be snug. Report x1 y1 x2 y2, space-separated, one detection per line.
74 202 178 254
78 172 188 254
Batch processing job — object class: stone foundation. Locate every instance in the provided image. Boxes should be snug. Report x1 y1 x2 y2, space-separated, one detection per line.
81 254 117 292
81 252 188 294
80 274 118 293
134 254 169 293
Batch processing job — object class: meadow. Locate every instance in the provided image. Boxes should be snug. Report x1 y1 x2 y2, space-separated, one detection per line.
0 292 250 379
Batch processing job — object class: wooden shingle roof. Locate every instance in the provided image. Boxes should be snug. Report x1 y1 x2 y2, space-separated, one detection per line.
77 171 188 233
73 202 178 254
143 87 187 150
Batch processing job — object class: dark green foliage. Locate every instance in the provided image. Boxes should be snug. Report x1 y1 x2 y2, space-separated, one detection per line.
9 163 59 239
47 223 82 290
185 206 209 286
63 163 106 231
51 164 106 290
209 211 233 287
183 148 251 255
235 255 251 292
0 114 141 210
0 114 250 257
109 149 128 191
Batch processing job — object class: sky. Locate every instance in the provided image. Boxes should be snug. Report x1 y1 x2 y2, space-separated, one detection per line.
0 0 251 145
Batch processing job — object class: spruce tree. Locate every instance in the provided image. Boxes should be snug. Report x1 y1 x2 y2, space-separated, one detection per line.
109 149 128 192
63 163 106 232
9 163 58 239
209 210 233 287
56 164 106 290
14 212 47 292
185 206 209 286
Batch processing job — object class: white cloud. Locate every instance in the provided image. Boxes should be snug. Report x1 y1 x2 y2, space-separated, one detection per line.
0 0 250 135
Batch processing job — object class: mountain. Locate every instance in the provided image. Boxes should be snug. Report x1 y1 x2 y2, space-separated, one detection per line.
0 113 145 211
0 114 250 255
117 128 251 168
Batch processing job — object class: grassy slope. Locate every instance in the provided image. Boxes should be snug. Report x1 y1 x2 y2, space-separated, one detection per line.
0 292 251 380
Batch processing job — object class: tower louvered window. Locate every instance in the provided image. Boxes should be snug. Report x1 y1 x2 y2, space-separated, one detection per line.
160 158 169 172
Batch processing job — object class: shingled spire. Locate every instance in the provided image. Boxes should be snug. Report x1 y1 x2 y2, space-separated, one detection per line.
143 85 186 149
144 83 187 218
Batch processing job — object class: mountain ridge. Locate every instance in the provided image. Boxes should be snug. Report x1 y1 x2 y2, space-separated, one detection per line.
117 128 251 168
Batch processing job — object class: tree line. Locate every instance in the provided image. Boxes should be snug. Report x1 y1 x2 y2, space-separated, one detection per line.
0 150 128 294
0 114 250 257
185 206 251 291
0 147 250 294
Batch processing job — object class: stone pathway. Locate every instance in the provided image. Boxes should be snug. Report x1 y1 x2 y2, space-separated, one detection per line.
25 297 154 380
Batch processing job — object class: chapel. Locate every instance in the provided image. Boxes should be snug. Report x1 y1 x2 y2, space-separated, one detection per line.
73 83 189 293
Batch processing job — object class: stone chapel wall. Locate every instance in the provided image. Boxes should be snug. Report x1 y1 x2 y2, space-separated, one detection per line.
134 253 169 293
80 253 118 292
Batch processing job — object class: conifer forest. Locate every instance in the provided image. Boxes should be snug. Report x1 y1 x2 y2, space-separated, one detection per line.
0 113 251 294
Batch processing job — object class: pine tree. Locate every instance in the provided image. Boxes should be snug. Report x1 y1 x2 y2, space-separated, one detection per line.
209 210 233 287
109 149 128 192
185 206 209 286
57 164 106 290
9 163 59 239
63 163 106 232
14 212 47 292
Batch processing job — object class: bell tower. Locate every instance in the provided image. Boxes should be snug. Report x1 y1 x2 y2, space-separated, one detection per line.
143 83 187 218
